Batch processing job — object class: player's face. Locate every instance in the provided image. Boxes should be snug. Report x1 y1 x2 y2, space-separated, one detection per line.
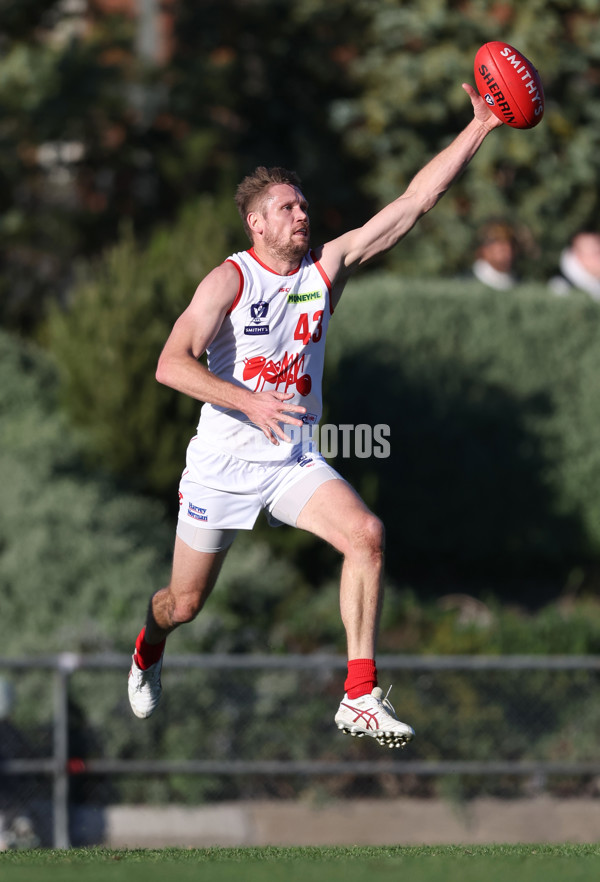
258 184 311 262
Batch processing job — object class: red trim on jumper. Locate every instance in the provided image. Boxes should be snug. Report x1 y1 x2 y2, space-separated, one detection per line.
224 259 244 314
247 247 301 276
310 249 334 315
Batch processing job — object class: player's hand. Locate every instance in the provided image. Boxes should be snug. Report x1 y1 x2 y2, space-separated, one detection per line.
245 390 307 445
462 82 503 131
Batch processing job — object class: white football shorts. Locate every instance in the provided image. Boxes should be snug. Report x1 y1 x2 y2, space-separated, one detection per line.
176 438 343 552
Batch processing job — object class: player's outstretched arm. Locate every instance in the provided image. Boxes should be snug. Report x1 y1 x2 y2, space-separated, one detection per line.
318 84 503 294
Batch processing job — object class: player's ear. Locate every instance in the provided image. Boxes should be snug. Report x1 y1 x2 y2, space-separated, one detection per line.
248 211 263 236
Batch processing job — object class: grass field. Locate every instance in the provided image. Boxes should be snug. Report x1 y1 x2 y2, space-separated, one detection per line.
2 845 600 882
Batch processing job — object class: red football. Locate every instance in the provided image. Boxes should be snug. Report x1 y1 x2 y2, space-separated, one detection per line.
474 42 544 129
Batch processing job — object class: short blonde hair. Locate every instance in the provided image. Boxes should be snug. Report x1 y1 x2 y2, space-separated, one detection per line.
234 166 302 241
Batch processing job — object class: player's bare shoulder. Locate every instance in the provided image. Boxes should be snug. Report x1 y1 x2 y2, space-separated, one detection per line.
313 234 356 286
190 259 242 313
312 238 356 310
166 259 242 359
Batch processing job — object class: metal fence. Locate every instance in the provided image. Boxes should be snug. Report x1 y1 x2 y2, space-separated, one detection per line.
2 653 600 849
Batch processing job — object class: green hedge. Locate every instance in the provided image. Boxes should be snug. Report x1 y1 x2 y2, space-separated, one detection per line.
9 324 600 805
47 208 600 600
322 275 600 600
45 219 600 600
0 331 174 657
44 196 244 499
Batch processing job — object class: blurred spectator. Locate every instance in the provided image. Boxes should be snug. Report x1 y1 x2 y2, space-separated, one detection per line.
471 220 518 290
549 231 600 300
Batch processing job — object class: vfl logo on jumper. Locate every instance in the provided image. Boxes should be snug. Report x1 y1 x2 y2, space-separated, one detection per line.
188 502 208 522
243 351 312 396
244 301 269 336
287 290 321 305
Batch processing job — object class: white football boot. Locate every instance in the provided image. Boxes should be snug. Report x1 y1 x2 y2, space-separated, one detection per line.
128 651 163 719
335 686 415 748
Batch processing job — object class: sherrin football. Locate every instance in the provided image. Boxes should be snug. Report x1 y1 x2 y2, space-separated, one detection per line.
474 42 544 129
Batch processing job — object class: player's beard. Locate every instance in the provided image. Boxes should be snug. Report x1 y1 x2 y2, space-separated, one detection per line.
263 227 310 264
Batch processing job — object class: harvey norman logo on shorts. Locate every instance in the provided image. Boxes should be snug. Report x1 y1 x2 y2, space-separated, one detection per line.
188 502 208 521
287 290 322 304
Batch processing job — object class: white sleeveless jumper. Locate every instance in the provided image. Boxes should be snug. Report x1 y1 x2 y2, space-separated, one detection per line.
195 247 333 461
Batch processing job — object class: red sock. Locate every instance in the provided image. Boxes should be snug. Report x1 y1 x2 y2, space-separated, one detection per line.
134 628 166 671
345 658 377 699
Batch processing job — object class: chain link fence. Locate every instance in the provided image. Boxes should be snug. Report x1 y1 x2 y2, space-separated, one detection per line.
2 653 600 848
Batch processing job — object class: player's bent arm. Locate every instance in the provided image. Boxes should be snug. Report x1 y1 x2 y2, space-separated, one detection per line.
155 262 244 405
155 262 306 442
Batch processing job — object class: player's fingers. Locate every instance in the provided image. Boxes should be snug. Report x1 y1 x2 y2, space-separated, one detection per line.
271 423 292 444
462 82 503 129
261 425 280 445
280 404 306 414
279 415 305 427
261 417 296 444
463 83 485 110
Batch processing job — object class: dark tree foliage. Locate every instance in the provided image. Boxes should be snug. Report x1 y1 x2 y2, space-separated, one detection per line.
6 0 600 331
0 0 371 332
333 0 600 279
167 0 373 245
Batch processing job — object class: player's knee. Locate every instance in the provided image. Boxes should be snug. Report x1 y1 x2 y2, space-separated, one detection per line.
366 513 385 555
348 513 385 559
172 596 203 625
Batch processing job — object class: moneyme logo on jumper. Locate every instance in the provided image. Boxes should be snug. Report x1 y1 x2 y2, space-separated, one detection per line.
287 290 322 305
245 300 269 336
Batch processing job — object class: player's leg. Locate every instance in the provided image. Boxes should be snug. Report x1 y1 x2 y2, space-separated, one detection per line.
129 442 263 719
296 477 384 661
293 478 414 747
144 533 232 642
128 528 234 719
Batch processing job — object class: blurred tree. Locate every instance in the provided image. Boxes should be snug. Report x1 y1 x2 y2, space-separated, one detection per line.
0 0 371 334
5 0 600 333
0 327 173 655
331 0 600 280
166 0 372 246
45 193 243 500
0 0 163 331
0 327 346 657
